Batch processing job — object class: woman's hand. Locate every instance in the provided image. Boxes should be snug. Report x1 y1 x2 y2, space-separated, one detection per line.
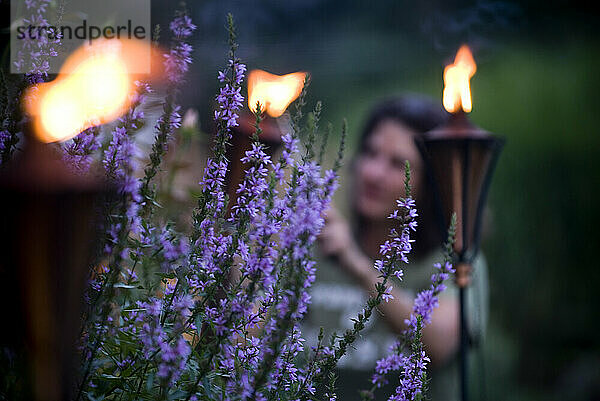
318 206 373 281
318 206 356 261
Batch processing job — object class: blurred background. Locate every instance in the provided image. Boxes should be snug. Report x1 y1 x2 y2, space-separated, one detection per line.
151 1 599 399
3 0 596 399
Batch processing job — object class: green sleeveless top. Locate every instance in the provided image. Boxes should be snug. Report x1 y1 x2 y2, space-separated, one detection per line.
302 247 488 401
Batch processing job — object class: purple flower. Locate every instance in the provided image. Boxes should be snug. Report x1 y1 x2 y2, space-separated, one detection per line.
412 290 438 325
153 104 182 151
0 131 10 153
62 127 100 172
136 296 192 386
103 127 136 180
190 40 247 306
13 0 60 82
214 56 246 128
102 126 142 252
169 14 197 39
244 156 338 398
382 286 395 303
215 84 245 128
164 44 194 84
370 232 455 400
163 15 196 84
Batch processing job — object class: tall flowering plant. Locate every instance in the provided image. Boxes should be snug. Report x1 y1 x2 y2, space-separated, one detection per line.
1 0 62 164
0 8 458 401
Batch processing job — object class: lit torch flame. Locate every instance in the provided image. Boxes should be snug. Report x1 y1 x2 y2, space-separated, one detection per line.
24 39 150 143
247 69 306 118
443 45 477 114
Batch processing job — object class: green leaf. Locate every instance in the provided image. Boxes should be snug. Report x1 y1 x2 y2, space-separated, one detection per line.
195 315 204 337
99 374 122 380
113 283 139 289
146 371 155 392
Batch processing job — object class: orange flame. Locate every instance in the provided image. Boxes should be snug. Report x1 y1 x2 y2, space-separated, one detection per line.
443 45 477 113
247 70 306 118
24 39 151 143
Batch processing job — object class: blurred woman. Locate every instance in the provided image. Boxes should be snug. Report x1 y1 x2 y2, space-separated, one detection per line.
304 95 488 400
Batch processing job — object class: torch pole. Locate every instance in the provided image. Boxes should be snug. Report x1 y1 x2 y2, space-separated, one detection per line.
459 286 468 401
456 262 472 401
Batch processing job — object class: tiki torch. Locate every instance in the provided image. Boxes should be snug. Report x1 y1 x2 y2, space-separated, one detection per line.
417 45 504 401
0 39 149 400
225 69 306 212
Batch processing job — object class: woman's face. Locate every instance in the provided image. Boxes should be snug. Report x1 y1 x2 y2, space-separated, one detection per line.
354 119 423 221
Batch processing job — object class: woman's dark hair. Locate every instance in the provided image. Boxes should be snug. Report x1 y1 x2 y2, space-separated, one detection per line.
357 95 448 154
352 94 448 258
